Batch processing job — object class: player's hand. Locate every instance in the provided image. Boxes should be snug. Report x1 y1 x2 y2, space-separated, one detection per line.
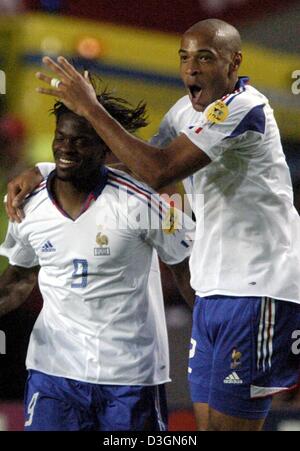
35 56 99 118
5 167 43 223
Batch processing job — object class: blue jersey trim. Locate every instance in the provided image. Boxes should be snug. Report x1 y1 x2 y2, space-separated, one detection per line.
235 76 249 90
108 169 155 198
181 240 190 248
226 104 266 139
26 181 47 200
107 181 163 221
224 77 249 106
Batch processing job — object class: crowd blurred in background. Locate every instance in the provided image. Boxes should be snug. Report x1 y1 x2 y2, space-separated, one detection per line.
0 0 299 431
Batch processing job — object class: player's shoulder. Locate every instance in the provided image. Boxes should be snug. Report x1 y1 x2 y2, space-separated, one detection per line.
23 179 49 214
106 167 165 219
202 83 268 130
107 167 158 197
167 95 193 117
223 82 268 113
163 95 202 133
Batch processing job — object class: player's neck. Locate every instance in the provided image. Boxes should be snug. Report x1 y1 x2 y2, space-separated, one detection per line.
52 171 102 220
229 74 240 94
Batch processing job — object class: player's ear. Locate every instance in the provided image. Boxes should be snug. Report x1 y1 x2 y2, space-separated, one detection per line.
230 52 242 73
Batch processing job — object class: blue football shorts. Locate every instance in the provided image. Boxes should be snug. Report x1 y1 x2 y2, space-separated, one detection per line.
24 370 167 431
188 295 300 420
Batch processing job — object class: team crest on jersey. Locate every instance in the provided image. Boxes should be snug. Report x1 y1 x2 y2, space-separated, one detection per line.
230 348 242 369
206 100 229 124
94 232 110 256
162 206 178 235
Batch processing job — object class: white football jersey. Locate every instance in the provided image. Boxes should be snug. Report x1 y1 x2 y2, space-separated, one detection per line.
0 167 193 385
151 77 300 303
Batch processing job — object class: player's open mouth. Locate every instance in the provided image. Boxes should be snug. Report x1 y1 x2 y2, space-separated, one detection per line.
189 84 202 101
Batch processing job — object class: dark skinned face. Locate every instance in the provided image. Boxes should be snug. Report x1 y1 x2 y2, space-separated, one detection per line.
52 112 107 182
179 31 240 112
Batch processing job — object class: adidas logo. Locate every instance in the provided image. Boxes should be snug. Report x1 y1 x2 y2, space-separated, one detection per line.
41 241 56 252
223 372 243 384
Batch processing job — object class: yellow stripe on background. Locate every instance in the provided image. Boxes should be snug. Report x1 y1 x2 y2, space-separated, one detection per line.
241 44 300 92
19 13 300 91
19 13 181 75
0 13 299 143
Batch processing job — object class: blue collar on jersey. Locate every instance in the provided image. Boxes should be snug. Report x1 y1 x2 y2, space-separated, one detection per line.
221 76 250 106
46 166 109 219
234 76 249 90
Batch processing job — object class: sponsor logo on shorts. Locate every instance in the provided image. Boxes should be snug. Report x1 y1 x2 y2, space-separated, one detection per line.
223 372 243 384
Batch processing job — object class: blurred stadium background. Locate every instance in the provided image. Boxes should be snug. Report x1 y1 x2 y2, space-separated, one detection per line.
0 0 299 431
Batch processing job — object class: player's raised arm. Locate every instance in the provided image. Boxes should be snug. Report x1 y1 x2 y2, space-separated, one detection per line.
35 56 211 190
0 265 38 317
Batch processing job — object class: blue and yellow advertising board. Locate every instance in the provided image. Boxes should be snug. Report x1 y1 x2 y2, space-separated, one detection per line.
0 13 299 165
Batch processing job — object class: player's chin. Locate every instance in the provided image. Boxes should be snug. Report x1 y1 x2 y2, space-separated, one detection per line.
191 100 205 112
56 167 76 181
189 96 206 112
189 91 210 112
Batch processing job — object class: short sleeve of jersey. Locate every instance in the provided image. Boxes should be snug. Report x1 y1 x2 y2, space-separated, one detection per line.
36 162 55 180
111 170 194 265
142 200 195 266
150 111 177 147
0 222 38 268
181 93 266 161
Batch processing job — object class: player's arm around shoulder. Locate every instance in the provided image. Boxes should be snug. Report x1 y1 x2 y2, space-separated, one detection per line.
5 162 55 223
6 165 46 223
